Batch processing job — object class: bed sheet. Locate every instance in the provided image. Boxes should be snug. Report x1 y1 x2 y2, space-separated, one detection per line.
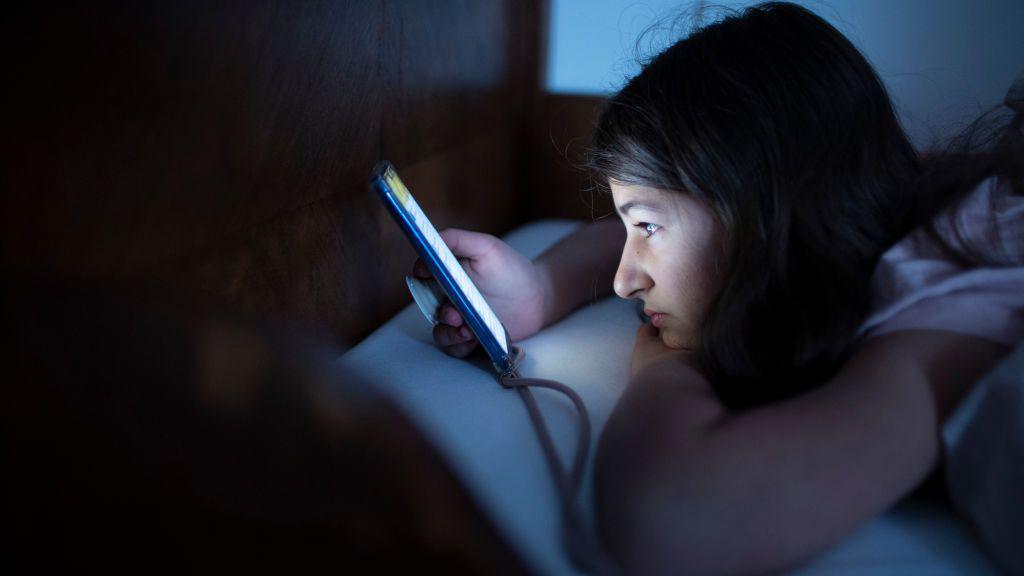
338 219 999 576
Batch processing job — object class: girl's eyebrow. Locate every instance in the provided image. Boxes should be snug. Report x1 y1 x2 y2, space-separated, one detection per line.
617 200 666 216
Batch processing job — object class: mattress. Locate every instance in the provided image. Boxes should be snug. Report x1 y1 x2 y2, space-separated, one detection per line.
338 219 1000 575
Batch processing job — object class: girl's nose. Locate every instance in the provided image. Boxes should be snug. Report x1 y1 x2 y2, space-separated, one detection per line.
613 247 650 299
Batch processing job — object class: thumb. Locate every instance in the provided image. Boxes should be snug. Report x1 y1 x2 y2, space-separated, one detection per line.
438 228 497 261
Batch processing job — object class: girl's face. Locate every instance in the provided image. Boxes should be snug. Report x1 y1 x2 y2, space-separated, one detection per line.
610 181 724 350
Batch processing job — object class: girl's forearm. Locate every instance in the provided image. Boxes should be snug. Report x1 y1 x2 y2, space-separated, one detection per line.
598 373 889 576
594 363 731 574
595 332 968 575
534 218 624 327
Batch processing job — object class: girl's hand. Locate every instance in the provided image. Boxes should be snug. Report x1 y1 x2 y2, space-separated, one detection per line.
412 228 548 358
630 322 699 380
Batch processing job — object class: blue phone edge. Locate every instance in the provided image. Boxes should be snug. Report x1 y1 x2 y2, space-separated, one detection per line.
370 165 514 374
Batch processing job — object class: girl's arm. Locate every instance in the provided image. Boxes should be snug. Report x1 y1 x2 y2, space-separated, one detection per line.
534 217 624 327
595 329 1011 576
415 218 623 355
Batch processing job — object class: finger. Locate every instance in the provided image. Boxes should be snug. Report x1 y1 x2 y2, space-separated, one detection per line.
444 339 479 358
433 322 475 348
438 228 497 260
412 258 430 278
437 303 464 327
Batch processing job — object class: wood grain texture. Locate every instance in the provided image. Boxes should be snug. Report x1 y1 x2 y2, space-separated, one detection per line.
2 0 547 347
162 129 522 344
4 1 382 274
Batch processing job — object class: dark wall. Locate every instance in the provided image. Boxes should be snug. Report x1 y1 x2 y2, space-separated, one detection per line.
529 93 613 221
3 1 549 346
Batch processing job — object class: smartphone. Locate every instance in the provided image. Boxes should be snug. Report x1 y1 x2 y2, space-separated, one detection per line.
370 161 518 375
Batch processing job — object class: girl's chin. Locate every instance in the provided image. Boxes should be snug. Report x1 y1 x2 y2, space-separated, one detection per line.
659 329 688 350
659 325 699 350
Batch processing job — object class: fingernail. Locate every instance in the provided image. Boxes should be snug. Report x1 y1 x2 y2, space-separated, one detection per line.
459 326 471 340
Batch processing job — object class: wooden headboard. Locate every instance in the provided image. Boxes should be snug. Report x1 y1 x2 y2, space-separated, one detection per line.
2 1 605 347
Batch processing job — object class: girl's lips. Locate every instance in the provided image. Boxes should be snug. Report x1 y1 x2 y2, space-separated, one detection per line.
648 312 667 328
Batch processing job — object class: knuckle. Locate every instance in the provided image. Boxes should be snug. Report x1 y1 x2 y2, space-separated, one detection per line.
433 324 453 346
447 341 476 358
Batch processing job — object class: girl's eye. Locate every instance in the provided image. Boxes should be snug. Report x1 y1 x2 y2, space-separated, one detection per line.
634 222 660 238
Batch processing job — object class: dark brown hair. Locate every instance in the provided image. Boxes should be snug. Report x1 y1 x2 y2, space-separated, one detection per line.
587 1 1023 408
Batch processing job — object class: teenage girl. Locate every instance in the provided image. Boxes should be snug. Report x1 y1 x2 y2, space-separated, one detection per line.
413 2 1023 574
